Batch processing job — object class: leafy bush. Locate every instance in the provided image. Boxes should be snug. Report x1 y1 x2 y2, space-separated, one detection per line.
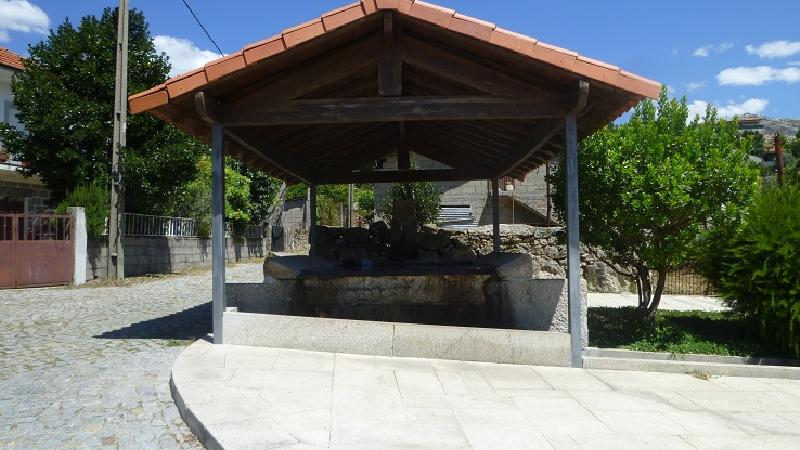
719 183 800 357
355 186 375 222
55 184 109 239
379 181 441 225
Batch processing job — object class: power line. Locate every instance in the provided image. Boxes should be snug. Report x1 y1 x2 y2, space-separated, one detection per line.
179 0 224 55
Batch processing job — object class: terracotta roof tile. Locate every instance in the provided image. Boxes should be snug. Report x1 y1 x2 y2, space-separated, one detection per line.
129 89 168 114
128 0 661 111
375 0 413 13
243 35 286 66
166 69 208 99
530 42 578 71
447 13 494 41
360 0 378 14
322 3 367 31
408 1 454 27
0 47 23 71
283 19 325 48
205 53 246 82
489 27 536 55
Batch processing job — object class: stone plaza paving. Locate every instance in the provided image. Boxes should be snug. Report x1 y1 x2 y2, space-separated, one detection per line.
2 262 800 450
0 264 262 449
175 342 800 449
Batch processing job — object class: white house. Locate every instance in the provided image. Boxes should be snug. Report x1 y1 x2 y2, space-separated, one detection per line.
0 47 50 213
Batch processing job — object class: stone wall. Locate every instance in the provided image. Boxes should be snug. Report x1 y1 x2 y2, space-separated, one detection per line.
86 236 270 279
313 223 632 293
449 225 633 293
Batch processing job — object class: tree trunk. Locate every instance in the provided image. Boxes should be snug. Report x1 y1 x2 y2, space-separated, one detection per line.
646 268 667 320
634 266 653 320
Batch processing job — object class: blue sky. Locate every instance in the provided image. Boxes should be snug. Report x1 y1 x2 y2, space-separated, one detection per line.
1 0 799 119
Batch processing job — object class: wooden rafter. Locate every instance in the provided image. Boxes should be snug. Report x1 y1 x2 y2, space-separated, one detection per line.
318 168 492 184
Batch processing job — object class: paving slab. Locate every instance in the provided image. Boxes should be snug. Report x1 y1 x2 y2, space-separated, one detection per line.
172 341 800 449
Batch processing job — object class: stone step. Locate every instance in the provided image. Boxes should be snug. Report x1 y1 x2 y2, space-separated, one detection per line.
583 355 800 380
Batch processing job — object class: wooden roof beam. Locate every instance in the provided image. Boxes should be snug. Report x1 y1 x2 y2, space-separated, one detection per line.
220 95 571 126
495 80 589 177
195 91 315 185
318 168 492 184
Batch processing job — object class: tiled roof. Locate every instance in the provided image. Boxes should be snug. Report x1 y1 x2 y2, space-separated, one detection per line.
0 47 24 71
129 0 659 112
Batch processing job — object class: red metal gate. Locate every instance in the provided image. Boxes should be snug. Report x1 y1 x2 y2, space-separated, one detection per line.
0 213 74 288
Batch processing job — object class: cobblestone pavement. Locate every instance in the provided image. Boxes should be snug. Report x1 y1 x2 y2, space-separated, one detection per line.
0 263 263 449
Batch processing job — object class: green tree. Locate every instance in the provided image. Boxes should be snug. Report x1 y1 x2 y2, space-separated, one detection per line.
548 87 759 319
741 131 765 158
0 7 205 214
174 156 252 236
379 181 441 225
228 160 282 225
788 129 800 159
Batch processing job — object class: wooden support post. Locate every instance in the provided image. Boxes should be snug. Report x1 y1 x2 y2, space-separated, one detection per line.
211 123 226 344
491 178 500 253
397 122 410 170
565 114 582 367
378 10 401 96
309 185 317 255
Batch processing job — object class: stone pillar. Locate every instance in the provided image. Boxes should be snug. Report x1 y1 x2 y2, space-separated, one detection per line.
491 178 500 253
69 207 87 286
565 114 582 368
308 185 317 255
211 123 226 344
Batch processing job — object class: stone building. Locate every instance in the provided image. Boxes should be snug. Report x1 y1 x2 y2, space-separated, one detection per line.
0 47 50 213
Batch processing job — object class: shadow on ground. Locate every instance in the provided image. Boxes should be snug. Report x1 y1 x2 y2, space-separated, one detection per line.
93 303 211 341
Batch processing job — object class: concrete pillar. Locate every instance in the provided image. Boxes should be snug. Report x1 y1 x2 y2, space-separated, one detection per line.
565 114 582 368
69 207 87 286
491 178 500 253
308 184 317 255
211 123 226 344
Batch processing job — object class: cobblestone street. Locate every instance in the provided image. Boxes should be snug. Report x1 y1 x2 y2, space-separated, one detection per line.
0 263 262 449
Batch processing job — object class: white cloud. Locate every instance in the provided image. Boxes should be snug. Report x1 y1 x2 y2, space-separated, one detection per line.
692 42 734 57
717 66 800 85
685 81 706 92
746 40 800 58
0 0 49 42
153 35 219 77
687 98 768 120
788 61 800 66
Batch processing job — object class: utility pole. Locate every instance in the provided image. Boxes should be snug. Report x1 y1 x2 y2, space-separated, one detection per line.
775 133 785 186
109 0 128 279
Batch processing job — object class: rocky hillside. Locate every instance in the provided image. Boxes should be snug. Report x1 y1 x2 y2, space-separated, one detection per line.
761 116 800 138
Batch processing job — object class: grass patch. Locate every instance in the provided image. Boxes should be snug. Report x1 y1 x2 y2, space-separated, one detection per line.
588 307 790 358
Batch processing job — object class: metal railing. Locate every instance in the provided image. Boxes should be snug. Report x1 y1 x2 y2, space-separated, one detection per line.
122 213 268 239
658 266 717 296
124 213 197 237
